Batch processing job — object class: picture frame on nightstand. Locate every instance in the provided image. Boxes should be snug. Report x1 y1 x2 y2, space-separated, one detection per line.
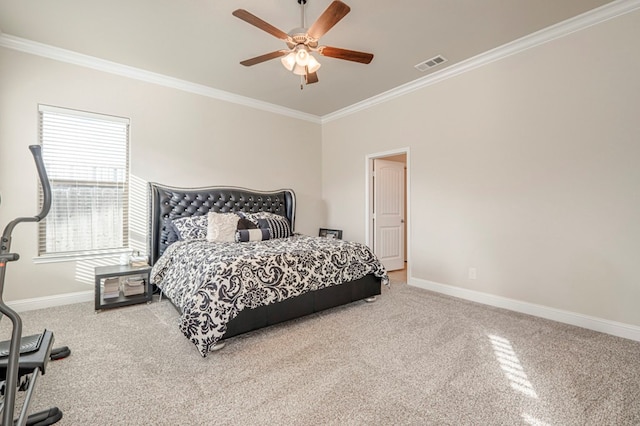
319 228 342 239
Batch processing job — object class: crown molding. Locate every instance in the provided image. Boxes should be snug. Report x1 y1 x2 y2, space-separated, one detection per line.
0 33 322 124
1 0 638 124
321 0 640 123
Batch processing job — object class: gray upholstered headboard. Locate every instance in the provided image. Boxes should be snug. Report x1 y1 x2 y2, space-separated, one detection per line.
148 183 296 265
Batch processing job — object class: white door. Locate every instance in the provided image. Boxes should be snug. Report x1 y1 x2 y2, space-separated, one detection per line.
373 159 405 271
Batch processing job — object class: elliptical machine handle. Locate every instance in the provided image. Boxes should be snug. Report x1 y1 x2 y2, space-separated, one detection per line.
1 145 52 253
29 145 52 222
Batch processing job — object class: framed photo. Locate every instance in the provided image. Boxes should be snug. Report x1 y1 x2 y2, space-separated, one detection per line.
319 228 343 240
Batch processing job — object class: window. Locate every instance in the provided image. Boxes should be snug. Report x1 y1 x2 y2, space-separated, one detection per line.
38 105 130 259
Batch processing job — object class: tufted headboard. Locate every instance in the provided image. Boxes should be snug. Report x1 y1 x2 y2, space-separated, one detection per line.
148 182 296 266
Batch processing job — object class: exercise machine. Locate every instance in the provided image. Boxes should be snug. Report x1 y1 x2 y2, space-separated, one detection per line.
0 145 65 425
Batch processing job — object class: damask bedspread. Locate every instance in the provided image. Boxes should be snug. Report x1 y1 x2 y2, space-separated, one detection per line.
150 234 389 356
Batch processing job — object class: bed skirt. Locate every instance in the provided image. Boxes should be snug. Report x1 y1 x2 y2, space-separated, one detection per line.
222 273 381 340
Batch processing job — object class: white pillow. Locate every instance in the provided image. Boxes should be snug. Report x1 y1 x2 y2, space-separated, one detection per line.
207 212 239 242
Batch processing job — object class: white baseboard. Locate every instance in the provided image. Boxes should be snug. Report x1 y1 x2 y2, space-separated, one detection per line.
409 277 640 342
6 290 93 313
7 280 640 343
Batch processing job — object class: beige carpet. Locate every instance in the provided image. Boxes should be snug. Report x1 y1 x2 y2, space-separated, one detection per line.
2 277 640 425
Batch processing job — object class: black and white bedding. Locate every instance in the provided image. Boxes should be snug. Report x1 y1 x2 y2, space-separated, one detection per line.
151 234 389 356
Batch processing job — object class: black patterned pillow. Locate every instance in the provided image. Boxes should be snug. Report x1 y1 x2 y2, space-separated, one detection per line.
257 215 292 239
172 215 208 240
163 218 180 245
236 212 258 227
238 211 277 225
236 212 292 239
237 218 257 230
235 228 271 242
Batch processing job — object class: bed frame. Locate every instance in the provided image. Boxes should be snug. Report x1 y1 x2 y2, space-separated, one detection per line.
148 182 382 342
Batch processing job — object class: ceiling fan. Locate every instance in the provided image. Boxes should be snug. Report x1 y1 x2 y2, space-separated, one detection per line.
232 0 374 87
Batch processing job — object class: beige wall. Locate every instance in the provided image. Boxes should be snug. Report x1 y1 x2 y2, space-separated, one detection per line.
1 9 639 331
322 10 640 326
0 47 323 301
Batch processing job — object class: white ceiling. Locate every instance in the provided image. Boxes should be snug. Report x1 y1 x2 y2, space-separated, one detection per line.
0 0 617 117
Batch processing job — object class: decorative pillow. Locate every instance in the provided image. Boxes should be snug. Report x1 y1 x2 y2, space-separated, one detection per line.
237 218 258 230
236 228 271 242
239 212 292 239
172 215 208 240
163 218 180 245
257 215 292 239
207 212 240 242
238 211 277 225
236 212 257 227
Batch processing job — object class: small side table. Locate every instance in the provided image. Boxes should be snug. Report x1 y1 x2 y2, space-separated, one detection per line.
94 264 152 311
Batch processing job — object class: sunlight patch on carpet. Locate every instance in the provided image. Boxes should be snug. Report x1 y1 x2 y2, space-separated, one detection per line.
488 334 538 399
521 412 552 426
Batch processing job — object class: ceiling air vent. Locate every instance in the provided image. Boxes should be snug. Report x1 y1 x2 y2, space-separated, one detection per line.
415 55 447 72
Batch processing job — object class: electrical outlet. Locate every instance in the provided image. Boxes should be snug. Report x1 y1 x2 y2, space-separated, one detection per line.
468 267 477 280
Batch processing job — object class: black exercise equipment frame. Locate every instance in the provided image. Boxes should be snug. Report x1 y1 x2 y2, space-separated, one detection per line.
0 145 62 425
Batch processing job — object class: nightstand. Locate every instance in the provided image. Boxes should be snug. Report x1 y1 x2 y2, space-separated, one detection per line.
94 264 152 311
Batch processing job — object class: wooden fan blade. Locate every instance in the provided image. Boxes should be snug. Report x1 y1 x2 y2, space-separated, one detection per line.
240 50 288 67
318 46 374 64
232 9 291 42
307 1 351 40
305 70 319 84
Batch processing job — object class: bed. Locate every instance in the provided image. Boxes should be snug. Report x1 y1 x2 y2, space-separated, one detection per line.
148 183 388 356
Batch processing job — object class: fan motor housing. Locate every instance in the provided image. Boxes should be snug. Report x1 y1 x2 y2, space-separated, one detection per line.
287 28 318 49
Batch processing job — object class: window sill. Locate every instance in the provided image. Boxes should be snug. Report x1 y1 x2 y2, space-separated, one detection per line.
33 249 132 264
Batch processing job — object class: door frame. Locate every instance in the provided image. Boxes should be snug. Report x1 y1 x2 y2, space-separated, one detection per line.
365 147 410 278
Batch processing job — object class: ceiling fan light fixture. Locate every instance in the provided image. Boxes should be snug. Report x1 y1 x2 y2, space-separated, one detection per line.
281 52 296 71
307 55 321 73
292 63 307 76
294 45 310 66
284 45 321 75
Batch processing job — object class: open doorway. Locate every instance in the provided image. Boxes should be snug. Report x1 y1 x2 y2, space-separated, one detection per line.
365 149 409 281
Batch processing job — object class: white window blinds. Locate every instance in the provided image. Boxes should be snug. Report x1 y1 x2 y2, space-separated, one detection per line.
38 105 130 257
